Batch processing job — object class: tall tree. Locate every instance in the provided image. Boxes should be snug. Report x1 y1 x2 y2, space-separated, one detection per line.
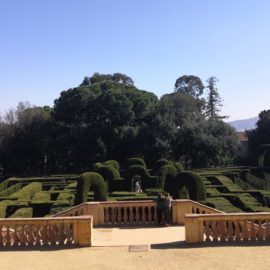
174 75 204 98
205 77 226 119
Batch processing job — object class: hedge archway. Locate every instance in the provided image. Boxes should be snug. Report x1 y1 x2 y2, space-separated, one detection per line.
75 172 107 204
165 171 206 201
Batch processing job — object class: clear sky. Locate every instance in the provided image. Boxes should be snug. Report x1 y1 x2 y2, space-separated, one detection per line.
0 0 269 120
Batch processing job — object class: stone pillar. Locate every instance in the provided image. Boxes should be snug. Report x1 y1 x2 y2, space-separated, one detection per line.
185 215 204 244
86 202 100 226
76 216 93 247
172 200 193 225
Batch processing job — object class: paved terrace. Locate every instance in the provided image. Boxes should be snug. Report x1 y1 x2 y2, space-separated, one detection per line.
1 226 270 270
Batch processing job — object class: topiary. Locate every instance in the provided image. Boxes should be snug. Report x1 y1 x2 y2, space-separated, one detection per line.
97 165 121 192
75 172 107 204
126 165 153 191
157 165 178 188
155 159 170 169
174 162 183 172
127 157 146 168
93 162 103 171
103 160 120 171
166 171 206 201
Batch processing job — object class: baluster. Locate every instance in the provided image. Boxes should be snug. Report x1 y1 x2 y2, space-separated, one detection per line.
141 207 146 224
235 221 241 241
28 225 35 246
42 224 48 245
117 207 122 224
258 220 264 241
242 221 248 241
111 207 116 224
57 223 64 245
126 207 130 224
103 208 108 224
228 221 234 241
129 207 134 224
205 221 211 242
135 207 140 224
5 226 11 246
50 224 56 245
13 225 19 246
145 207 149 223
35 224 41 245
123 207 128 224
213 221 218 242
220 221 226 242
19 225 27 246
66 224 72 245
251 221 256 241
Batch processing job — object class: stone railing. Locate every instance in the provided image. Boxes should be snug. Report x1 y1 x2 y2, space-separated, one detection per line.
172 199 223 225
55 199 222 226
98 201 157 225
0 216 93 247
185 212 270 244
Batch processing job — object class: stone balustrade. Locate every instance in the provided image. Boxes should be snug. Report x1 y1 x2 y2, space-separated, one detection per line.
98 201 157 225
0 215 93 247
172 199 223 225
185 212 270 244
55 199 222 226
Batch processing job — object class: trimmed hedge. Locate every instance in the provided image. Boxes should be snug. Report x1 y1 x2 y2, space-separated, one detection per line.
9 182 42 201
127 158 146 168
9 207 33 218
0 201 9 218
174 162 183 172
155 159 170 169
167 171 206 201
97 165 120 192
157 165 178 188
126 165 150 191
75 172 107 204
93 162 103 170
31 191 51 203
103 160 120 171
0 183 22 197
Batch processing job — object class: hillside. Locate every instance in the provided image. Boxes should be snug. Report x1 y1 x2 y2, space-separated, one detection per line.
228 116 258 131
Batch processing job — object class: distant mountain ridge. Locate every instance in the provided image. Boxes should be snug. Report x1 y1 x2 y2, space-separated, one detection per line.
228 116 259 131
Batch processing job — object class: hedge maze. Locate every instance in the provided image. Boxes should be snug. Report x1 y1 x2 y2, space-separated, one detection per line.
1 158 270 217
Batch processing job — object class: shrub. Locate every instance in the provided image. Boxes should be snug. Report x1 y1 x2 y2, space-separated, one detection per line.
9 207 33 218
127 158 146 168
93 162 103 171
9 182 42 201
168 171 206 201
0 183 23 197
103 160 120 171
31 191 51 202
155 159 170 169
75 172 107 204
157 165 178 188
174 162 183 172
0 201 9 218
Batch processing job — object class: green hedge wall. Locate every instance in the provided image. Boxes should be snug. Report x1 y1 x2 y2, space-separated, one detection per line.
166 171 206 201
127 158 146 168
97 165 120 192
103 160 120 171
157 165 178 188
9 207 33 218
75 172 107 204
9 182 42 201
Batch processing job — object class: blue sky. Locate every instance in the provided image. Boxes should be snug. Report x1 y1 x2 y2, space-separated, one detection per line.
0 0 269 120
